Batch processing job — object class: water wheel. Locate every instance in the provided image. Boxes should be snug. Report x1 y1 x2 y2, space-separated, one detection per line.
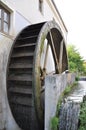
7 21 68 130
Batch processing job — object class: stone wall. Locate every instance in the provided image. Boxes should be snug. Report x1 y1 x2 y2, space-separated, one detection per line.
45 73 76 130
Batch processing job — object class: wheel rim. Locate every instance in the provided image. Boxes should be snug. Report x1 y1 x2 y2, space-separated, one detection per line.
33 21 68 128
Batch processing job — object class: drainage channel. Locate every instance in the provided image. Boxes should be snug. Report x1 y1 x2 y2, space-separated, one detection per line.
59 80 86 130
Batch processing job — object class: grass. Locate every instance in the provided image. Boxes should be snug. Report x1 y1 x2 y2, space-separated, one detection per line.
50 117 59 130
63 85 71 95
63 80 78 96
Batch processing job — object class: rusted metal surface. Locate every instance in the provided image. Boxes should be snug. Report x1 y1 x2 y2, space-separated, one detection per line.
7 21 68 130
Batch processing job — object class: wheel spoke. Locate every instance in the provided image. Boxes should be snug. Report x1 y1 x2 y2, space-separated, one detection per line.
43 41 49 69
49 30 59 72
40 40 49 81
59 39 64 73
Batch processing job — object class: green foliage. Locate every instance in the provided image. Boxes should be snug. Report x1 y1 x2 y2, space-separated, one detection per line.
75 75 79 81
56 96 63 117
63 81 78 96
63 85 71 95
83 63 86 75
67 44 85 74
78 100 86 130
50 117 59 130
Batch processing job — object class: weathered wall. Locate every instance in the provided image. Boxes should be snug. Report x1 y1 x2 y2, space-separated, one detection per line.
0 36 12 130
0 35 22 130
45 74 67 130
45 73 76 130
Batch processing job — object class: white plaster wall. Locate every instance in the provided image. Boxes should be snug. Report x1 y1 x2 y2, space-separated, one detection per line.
7 0 45 23
5 0 67 39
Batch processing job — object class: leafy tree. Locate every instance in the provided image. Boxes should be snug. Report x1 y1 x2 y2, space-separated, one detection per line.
83 62 86 75
67 44 85 74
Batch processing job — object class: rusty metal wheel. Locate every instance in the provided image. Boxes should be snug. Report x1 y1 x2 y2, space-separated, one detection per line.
7 21 68 130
